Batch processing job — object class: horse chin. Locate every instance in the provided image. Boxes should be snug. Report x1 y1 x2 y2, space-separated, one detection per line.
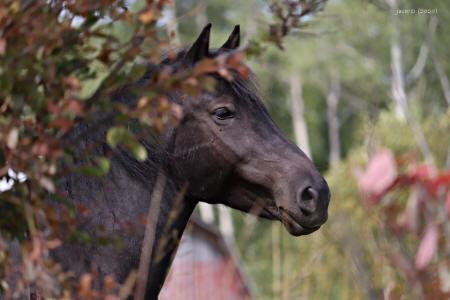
276 208 321 236
259 205 318 236
281 219 320 236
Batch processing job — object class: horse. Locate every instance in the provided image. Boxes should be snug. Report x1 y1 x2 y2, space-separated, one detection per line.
52 24 330 299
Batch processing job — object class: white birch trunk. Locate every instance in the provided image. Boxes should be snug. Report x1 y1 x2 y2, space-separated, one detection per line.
386 0 434 166
326 77 341 167
198 202 214 224
218 204 234 244
289 72 312 159
387 0 408 119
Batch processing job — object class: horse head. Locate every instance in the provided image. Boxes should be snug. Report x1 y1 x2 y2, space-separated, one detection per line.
166 24 330 236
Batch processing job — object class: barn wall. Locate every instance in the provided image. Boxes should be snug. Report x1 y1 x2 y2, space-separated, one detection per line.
160 225 252 300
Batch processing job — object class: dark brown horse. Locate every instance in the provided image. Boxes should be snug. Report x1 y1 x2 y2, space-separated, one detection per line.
53 24 330 298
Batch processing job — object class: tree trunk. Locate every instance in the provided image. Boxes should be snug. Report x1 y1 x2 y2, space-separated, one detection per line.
218 204 234 244
386 0 435 166
281 233 291 300
326 77 341 167
289 72 312 159
427 16 450 108
198 202 214 224
272 223 281 298
387 0 408 119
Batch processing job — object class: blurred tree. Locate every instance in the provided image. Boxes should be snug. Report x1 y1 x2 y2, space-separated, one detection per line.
230 0 450 299
289 72 312 159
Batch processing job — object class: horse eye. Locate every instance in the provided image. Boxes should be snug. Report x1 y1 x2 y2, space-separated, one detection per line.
213 107 234 120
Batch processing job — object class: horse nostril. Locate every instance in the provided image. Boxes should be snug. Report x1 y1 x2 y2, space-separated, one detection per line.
301 187 318 202
298 187 319 216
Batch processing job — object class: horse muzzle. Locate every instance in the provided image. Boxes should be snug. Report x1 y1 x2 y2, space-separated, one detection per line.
274 176 330 236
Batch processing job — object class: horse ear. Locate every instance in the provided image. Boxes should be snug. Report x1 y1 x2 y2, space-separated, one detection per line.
184 23 212 65
220 25 240 50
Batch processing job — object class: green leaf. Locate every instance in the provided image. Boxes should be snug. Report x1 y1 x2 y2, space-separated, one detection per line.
96 157 110 175
129 64 148 82
106 126 147 161
112 21 135 44
79 156 110 177
130 0 146 13
130 143 147 162
106 126 130 148
245 39 266 58
79 166 103 177
79 60 110 100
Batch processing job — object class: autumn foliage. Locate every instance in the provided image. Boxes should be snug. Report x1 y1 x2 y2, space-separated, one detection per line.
0 0 249 298
0 0 332 298
359 149 450 298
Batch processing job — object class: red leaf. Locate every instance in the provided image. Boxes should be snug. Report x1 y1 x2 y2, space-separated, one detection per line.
427 171 450 196
50 118 73 133
46 100 60 114
64 99 83 115
193 58 219 76
406 166 450 197
78 273 93 298
64 76 81 90
359 149 398 203
415 224 439 271
435 171 450 186
408 164 433 181
139 9 155 24
226 52 244 68
32 141 50 156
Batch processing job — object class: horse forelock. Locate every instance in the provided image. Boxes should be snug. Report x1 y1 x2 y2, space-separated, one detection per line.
137 48 261 106
109 48 265 185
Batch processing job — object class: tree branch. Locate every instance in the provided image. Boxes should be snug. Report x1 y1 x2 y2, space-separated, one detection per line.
427 17 450 108
134 173 166 300
405 43 428 87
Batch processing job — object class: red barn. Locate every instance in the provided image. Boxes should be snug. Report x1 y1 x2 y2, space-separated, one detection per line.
159 216 253 300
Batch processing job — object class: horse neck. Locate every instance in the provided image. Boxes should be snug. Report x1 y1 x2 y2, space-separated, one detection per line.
63 93 200 299
61 117 197 295
146 193 197 298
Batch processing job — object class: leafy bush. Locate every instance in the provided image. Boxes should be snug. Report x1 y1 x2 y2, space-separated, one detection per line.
0 1 179 297
1 0 329 298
